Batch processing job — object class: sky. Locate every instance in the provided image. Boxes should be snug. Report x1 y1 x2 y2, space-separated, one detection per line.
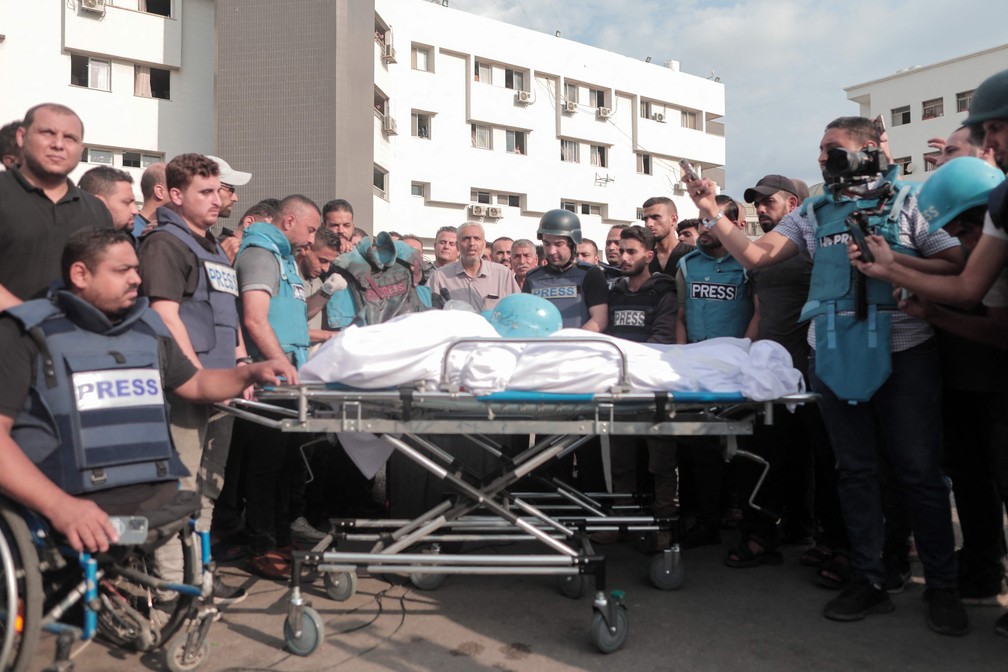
448 0 1007 198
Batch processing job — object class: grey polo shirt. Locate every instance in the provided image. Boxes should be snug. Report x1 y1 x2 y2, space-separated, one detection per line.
427 259 520 312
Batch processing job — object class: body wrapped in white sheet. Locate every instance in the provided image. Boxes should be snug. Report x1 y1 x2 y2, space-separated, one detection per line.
301 310 805 401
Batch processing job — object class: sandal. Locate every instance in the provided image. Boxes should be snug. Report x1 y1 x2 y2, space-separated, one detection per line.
725 537 783 568
815 550 851 590
249 550 291 581
800 545 834 568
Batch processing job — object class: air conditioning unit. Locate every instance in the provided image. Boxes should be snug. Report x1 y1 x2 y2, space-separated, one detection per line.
515 90 533 104
486 207 502 218
382 43 397 63
469 204 486 217
382 116 398 135
597 107 613 119
564 101 577 114
652 112 665 123
81 0 106 15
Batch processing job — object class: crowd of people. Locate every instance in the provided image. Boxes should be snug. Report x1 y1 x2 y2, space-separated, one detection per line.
0 64 1007 652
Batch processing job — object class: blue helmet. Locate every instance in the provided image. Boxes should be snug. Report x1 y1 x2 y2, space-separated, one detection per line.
917 157 1005 232
482 294 563 338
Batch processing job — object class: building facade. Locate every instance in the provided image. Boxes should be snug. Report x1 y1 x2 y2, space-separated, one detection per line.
0 0 216 197
845 43 1008 182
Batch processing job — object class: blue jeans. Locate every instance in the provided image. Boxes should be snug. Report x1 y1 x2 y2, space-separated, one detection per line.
809 339 957 588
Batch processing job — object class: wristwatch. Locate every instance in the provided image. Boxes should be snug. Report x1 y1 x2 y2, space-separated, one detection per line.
701 210 724 230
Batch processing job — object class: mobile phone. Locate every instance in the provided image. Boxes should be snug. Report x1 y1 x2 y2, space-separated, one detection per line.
679 159 700 184
846 222 874 263
109 516 149 545
872 114 886 136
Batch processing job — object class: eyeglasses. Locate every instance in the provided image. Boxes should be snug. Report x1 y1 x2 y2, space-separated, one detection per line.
219 183 236 195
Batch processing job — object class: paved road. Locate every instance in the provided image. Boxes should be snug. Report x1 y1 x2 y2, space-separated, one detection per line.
27 534 1007 671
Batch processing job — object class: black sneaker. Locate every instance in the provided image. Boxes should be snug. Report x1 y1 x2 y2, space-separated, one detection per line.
823 577 894 622
924 587 970 636
884 557 912 594
213 579 248 606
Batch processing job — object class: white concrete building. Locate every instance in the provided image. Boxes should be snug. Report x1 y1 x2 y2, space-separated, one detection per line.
372 0 726 245
0 0 215 199
845 43 1008 182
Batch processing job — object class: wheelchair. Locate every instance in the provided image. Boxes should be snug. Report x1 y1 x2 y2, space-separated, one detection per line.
0 490 221 672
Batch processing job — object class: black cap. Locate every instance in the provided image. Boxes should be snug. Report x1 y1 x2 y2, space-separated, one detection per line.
744 174 799 203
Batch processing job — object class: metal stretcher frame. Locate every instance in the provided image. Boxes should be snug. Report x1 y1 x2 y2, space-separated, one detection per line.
220 371 816 655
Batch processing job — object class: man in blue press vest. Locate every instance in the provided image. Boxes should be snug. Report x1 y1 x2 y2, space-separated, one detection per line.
235 194 321 579
0 227 294 554
686 116 967 636
522 209 608 331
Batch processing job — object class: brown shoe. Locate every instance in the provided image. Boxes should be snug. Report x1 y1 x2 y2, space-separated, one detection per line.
249 550 291 581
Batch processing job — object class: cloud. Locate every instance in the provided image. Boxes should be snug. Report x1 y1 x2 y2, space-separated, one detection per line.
450 0 1006 196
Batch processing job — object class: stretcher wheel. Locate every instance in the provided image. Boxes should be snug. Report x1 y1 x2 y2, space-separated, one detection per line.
557 574 585 599
649 554 685 591
164 631 209 672
0 502 43 672
284 606 324 657
409 571 446 591
323 571 357 602
590 606 628 654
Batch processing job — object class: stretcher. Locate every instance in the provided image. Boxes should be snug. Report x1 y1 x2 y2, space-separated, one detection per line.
219 334 815 655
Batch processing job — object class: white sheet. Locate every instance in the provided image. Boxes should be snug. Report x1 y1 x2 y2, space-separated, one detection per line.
302 310 805 401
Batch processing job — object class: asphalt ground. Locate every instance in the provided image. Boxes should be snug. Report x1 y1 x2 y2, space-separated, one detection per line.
26 530 1008 672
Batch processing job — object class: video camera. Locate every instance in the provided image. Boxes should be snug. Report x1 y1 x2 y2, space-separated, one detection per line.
822 146 889 188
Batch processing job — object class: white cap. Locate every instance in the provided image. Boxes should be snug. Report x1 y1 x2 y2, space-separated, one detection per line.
205 155 252 187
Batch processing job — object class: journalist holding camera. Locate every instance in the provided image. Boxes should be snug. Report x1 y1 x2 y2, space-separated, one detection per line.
686 115 969 636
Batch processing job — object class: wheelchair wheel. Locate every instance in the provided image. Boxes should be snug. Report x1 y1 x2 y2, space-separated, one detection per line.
0 501 43 672
97 521 199 651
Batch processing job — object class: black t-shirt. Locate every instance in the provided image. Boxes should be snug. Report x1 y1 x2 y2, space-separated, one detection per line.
138 220 225 303
649 240 693 276
0 169 113 301
0 311 198 420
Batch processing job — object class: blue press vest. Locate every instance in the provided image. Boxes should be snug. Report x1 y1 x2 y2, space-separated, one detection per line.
325 234 427 328
798 167 920 401
150 207 240 369
238 223 310 366
524 261 593 329
678 248 753 342
6 292 187 495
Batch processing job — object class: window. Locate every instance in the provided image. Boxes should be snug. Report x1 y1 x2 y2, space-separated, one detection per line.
640 100 652 119
957 90 975 113
471 190 491 204
411 45 432 72
122 152 142 168
636 153 653 175
564 82 578 104
70 54 110 91
411 182 426 197
560 139 579 163
561 201 576 212
144 0 171 17
496 194 521 208
504 68 525 91
681 110 698 130
82 148 113 165
924 151 940 172
474 60 490 83
374 89 389 117
141 153 161 168
374 20 390 46
373 165 388 198
135 65 170 100
893 156 912 175
589 88 605 107
922 97 944 120
411 112 431 139
590 144 607 168
506 130 526 155
636 207 645 220
580 203 600 216
471 124 490 149
891 106 911 126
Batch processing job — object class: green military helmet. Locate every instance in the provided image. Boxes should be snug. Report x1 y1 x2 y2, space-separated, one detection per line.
963 68 1008 127
537 209 583 245
917 156 1005 232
